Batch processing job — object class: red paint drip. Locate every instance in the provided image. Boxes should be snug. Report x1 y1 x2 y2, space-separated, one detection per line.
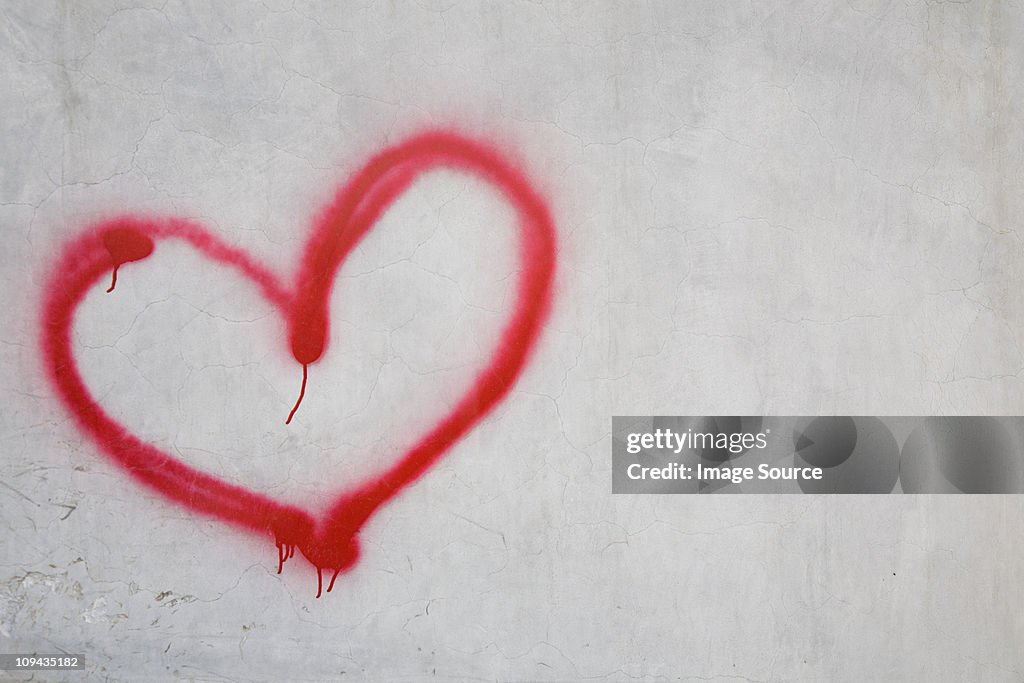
326 568 340 594
276 540 297 574
101 225 154 293
40 131 557 595
285 363 307 425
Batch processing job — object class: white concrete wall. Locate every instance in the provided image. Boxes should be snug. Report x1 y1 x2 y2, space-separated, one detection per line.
2 1 1022 680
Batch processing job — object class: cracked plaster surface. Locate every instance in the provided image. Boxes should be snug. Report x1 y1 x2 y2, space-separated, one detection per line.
1 1 1023 681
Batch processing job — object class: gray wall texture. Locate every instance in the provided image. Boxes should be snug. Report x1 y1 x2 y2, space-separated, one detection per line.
1 1 1023 681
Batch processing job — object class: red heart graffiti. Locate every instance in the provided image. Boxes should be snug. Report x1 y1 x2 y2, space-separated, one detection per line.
41 131 556 596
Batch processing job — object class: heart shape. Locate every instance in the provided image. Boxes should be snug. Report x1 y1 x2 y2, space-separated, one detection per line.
41 131 556 596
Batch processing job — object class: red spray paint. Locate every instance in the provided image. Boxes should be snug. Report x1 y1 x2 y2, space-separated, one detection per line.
40 131 556 596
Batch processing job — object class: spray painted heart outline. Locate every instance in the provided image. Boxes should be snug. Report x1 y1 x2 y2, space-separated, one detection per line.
41 131 556 596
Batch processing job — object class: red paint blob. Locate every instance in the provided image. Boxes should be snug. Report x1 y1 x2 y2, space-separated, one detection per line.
101 227 154 292
102 226 155 263
40 131 557 596
289 311 327 365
